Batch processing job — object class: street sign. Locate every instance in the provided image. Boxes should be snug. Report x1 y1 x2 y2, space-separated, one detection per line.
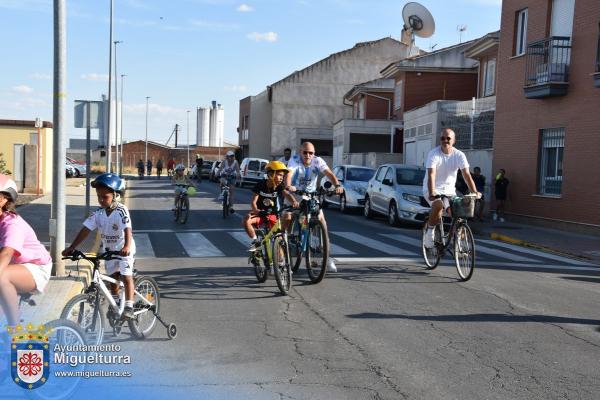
74 100 103 129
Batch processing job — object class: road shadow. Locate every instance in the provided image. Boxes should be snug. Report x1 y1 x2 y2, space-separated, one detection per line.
346 312 600 326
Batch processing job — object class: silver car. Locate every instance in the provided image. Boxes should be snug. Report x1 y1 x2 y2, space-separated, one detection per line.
320 165 375 213
363 164 430 225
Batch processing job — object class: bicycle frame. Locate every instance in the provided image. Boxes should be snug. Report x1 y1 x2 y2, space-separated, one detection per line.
258 217 285 265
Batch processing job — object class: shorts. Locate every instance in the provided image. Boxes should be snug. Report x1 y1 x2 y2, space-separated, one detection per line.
105 256 135 276
22 262 53 294
220 176 236 186
249 214 278 230
424 193 451 210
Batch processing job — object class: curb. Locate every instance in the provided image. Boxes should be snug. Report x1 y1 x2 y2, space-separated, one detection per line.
489 232 593 263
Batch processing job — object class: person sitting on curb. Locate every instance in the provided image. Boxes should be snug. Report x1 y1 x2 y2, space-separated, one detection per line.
0 174 53 327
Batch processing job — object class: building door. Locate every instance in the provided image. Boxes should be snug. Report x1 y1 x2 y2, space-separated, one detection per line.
13 144 24 191
405 142 416 165
416 139 431 167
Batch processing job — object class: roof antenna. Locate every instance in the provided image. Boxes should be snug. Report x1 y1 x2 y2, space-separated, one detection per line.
457 24 467 44
401 2 435 57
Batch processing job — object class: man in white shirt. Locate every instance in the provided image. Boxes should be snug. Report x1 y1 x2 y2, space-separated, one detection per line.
423 128 480 248
285 142 343 272
278 148 292 167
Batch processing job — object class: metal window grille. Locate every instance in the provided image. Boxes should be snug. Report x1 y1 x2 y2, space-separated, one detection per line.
597 22 600 72
539 128 565 195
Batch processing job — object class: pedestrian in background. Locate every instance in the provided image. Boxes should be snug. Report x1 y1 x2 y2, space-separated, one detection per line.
494 169 509 222
146 159 153 176
156 159 163 179
472 166 486 221
167 158 175 177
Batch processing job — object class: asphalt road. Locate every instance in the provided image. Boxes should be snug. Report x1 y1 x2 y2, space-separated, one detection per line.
92 177 600 400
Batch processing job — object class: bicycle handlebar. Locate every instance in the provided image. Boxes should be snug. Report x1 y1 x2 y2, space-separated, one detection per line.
62 249 123 262
255 205 294 217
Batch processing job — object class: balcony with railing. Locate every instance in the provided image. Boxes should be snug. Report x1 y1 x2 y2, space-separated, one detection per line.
524 36 571 99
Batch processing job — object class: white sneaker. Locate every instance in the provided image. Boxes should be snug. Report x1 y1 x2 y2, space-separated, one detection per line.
499 217 505 222
492 213 498 221
327 258 337 272
423 227 435 249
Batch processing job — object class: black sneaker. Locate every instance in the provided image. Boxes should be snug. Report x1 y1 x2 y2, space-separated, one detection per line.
121 306 134 320
230 207 235 214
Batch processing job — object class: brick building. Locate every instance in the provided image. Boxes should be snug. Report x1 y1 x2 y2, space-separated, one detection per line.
114 140 238 170
494 0 600 230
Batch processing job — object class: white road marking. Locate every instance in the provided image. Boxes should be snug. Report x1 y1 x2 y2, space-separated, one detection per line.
478 239 597 266
133 233 155 259
330 243 356 255
176 232 225 257
229 231 252 247
331 232 412 256
134 228 244 233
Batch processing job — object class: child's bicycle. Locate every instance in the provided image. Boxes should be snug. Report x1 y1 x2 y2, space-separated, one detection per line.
422 194 479 281
249 206 294 295
0 293 87 400
60 250 177 345
219 176 234 218
173 184 190 224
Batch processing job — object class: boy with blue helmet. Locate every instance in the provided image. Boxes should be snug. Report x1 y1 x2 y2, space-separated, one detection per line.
63 173 137 320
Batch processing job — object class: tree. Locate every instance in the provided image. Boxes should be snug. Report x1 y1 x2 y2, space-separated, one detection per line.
0 153 11 175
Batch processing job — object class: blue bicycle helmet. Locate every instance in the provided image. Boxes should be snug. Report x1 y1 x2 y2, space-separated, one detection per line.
91 173 125 193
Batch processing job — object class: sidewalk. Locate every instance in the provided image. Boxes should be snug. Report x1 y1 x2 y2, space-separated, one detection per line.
470 218 600 265
17 178 98 322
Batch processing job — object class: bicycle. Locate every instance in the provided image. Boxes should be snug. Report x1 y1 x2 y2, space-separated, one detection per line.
0 293 87 400
219 175 234 218
249 207 294 295
422 194 479 281
173 184 190 224
60 250 177 345
287 185 336 284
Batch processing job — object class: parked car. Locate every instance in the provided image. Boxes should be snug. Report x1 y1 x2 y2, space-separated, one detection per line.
238 157 268 187
66 157 86 177
363 164 430 226
319 165 375 213
209 161 221 182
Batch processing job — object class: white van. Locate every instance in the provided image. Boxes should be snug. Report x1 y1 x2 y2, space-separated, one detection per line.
238 157 268 187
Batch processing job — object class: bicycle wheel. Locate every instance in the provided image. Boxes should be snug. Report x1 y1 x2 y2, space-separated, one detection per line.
173 197 180 222
27 319 86 400
288 218 303 273
305 219 328 284
60 293 105 346
128 276 160 339
272 235 292 295
422 223 441 269
253 231 268 283
454 222 475 281
179 195 189 224
222 191 229 218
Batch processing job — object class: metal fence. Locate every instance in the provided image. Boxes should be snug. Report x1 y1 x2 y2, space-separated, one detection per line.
525 36 571 86
439 97 496 150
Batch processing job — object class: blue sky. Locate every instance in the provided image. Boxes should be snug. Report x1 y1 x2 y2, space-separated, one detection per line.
0 0 500 146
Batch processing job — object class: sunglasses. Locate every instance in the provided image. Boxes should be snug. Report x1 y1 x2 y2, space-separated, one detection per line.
440 136 452 142
302 151 314 155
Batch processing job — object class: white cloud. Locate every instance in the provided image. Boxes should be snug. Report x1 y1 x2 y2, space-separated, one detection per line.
190 19 240 31
247 31 278 42
236 3 253 12
12 85 34 94
125 102 185 117
0 0 50 11
30 73 51 80
81 73 109 82
224 85 248 92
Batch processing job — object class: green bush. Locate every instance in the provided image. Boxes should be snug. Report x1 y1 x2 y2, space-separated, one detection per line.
0 153 11 175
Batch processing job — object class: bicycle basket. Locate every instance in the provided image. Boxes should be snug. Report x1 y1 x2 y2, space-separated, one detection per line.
451 196 475 218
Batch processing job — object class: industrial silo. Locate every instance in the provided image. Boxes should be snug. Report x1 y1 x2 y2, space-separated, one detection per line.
209 101 224 147
196 107 210 146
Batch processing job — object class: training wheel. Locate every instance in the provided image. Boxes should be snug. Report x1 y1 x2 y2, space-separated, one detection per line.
167 323 177 340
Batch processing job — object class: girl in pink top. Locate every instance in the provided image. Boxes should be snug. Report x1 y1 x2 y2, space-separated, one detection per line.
0 174 52 326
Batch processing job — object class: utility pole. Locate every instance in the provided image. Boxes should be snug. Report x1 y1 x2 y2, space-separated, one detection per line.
175 124 179 147
145 96 150 165
106 0 114 172
187 110 190 168
119 74 126 175
51 0 66 276
114 40 122 175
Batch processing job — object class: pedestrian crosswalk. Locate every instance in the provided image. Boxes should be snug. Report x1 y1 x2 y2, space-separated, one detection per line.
130 229 597 269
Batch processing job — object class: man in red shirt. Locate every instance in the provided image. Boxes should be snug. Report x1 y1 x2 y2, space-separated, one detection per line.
167 158 176 177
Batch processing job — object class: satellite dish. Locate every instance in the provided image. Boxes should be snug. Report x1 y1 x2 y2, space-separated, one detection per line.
402 2 435 39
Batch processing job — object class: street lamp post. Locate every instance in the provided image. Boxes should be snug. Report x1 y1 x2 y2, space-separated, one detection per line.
145 96 150 169
106 0 114 172
114 40 122 175
187 110 190 169
120 74 126 175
